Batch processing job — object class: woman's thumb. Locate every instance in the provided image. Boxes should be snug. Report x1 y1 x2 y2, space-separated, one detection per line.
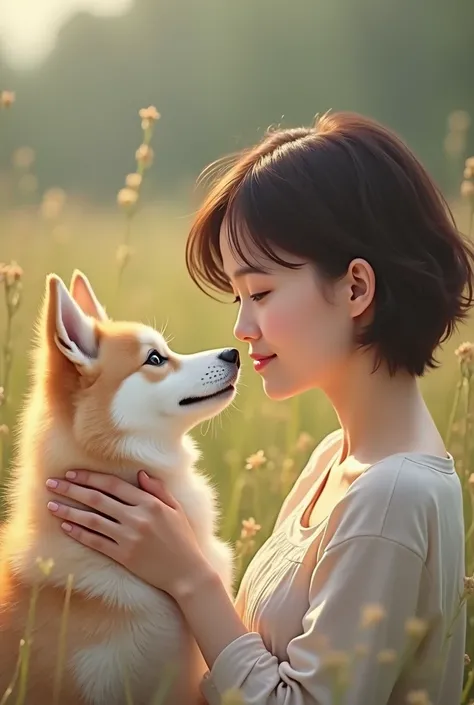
138 471 178 507
138 470 161 491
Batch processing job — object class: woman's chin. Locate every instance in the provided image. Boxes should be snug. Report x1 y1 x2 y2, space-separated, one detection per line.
261 378 303 402
260 366 320 400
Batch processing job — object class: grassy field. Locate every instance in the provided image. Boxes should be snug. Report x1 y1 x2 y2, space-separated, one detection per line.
1 197 473 539
1 104 474 703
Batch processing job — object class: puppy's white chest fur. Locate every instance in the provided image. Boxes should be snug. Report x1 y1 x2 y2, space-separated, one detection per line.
67 464 233 705
72 569 194 705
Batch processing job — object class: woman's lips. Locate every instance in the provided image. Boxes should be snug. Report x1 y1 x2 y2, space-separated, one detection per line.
252 354 277 372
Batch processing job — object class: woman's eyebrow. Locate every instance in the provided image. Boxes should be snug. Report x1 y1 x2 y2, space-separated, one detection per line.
232 265 270 279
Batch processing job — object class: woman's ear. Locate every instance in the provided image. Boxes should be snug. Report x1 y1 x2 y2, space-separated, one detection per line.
346 258 376 319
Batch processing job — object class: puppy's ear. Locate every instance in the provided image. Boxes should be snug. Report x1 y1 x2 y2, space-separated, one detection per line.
46 274 99 370
69 269 108 321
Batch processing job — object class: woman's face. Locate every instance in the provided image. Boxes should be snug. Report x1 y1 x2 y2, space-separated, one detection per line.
219 224 370 401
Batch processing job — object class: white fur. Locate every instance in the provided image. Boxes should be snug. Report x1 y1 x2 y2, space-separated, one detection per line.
10 408 234 705
68 431 234 704
112 346 237 436
72 588 194 704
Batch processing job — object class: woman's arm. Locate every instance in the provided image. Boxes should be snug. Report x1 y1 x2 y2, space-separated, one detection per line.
174 567 249 667
179 536 429 705
44 470 433 705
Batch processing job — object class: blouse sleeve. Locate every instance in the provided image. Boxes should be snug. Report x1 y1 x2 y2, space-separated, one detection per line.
200 534 428 705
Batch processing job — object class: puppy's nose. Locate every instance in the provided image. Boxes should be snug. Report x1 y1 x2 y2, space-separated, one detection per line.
218 348 240 368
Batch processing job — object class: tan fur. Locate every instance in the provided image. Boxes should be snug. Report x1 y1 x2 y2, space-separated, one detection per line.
0 271 236 705
0 560 134 705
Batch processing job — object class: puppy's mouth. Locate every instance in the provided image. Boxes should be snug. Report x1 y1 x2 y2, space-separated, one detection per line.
179 382 236 407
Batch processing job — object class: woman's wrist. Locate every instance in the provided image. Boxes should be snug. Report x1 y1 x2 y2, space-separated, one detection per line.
171 557 220 605
170 558 248 670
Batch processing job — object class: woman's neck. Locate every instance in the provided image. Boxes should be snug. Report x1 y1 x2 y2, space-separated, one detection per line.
323 351 446 465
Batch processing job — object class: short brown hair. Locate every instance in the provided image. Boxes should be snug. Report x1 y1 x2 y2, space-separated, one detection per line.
186 111 474 376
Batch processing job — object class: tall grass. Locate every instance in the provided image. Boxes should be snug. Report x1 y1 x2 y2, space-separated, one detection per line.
1 97 474 703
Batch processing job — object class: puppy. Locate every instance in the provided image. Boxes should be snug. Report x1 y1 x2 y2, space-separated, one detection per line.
0 271 238 705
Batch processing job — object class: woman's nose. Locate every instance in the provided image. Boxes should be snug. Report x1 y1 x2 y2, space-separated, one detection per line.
233 308 260 343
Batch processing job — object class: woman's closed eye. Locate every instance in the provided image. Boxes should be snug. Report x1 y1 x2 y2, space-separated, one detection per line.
233 291 271 304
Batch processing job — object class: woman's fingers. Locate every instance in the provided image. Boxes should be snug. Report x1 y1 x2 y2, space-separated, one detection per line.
45 477 130 523
62 470 146 504
138 471 180 509
47 500 123 543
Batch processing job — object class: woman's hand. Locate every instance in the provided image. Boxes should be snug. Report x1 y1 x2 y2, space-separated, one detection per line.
45 469 210 598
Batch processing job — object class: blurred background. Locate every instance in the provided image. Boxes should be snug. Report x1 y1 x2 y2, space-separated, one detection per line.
1 0 474 201
1 0 474 536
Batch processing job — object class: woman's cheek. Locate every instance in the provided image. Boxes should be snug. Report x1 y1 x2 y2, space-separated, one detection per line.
262 303 300 343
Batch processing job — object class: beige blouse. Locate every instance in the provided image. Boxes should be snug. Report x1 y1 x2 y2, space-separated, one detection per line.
200 429 466 705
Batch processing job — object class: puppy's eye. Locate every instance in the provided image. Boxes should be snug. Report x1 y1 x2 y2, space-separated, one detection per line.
144 349 168 366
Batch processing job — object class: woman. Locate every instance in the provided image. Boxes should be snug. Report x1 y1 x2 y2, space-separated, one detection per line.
45 112 472 704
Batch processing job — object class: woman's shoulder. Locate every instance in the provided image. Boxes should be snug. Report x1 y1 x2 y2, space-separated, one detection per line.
322 452 463 561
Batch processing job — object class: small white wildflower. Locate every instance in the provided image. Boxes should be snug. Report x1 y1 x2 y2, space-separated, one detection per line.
464 576 474 596
406 689 431 705
404 617 428 639
117 187 138 208
135 144 154 167
240 517 261 540
221 688 246 705
360 603 386 628
461 181 474 199
36 557 54 577
139 106 160 122
125 173 142 190
0 90 15 108
295 432 314 453
321 650 350 670
377 649 397 664
245 450 267 470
